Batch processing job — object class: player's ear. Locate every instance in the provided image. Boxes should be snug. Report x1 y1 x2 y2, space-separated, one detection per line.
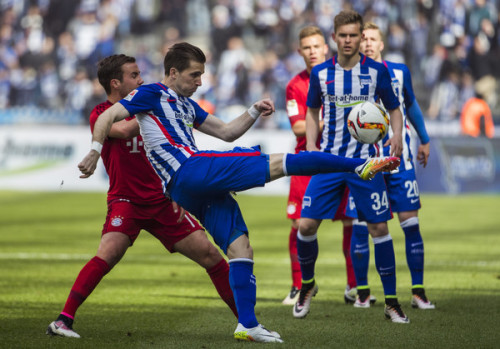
110 79 120 90
169 67 178 78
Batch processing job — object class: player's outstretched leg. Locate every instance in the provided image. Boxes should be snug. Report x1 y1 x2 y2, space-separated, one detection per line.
355 156 400 180
282 152 400 181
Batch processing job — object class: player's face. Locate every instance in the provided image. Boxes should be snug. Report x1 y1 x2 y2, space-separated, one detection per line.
171 61 204 97
332 23 362 59
118 62 143 98
298 34 328 70
361 29 384 62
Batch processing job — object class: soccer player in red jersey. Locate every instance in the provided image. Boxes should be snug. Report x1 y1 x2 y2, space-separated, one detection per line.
283 26 358 305
47 54 237 338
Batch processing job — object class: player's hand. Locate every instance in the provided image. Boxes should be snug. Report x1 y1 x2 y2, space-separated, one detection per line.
171 201 186 223
417 142 430 168
255 99 275 118
384 133 403 157
78 150 100 178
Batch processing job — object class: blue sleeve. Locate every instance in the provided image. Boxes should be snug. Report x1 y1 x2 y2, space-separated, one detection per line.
402 65 429 144
119 85 158 115
407 101 430 144
306 67 322 108
376 66 399 110
189 98 209 128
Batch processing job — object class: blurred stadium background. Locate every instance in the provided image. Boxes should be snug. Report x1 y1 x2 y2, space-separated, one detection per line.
1 0 500 194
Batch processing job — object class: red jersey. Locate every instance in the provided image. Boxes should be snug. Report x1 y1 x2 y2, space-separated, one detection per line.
286 70 320 153
89 101 166 205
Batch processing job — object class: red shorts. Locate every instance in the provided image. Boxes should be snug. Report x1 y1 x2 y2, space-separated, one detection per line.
102 199 203 252
287 175 311 219
287 176 351 221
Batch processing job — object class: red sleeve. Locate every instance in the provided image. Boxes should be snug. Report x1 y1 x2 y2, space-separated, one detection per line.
286 79 308 127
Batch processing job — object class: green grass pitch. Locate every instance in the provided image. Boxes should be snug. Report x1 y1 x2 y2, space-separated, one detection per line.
0 191 499 348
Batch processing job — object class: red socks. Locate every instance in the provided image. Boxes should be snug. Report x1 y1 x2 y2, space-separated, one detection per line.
61 256 111 318
206 259 238 317
289 226 302 288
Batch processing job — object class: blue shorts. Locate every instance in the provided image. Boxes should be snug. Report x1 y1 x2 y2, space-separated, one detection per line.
384 168 421 212
301 172 391 224
168 146 269 253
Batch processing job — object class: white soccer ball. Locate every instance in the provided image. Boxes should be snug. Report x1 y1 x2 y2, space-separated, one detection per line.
347 101 389 144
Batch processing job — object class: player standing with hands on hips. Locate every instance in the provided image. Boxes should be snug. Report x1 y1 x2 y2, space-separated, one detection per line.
47 54 238 339
284 26 358 305
293 10 410 324
78 42 400 343
353 21 435 310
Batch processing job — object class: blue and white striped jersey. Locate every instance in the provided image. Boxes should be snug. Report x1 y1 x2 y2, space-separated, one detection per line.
119 82 208 185
307 53 399 160
381 61 415 171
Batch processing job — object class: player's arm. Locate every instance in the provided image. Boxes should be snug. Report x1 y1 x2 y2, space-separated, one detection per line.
305 107 321 151
402 66 430 167
407 100 430 167
78 103 130 178
108 118 140 139
385 107 403 157
197 98 274 142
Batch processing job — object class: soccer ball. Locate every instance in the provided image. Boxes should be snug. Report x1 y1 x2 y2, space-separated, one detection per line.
347 101 389 144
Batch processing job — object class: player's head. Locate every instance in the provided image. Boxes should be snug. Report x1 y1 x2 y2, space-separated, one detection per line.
332 10 363 59
164 42 206 97
298 26 328 72
361 22 384 62
97 54 143 97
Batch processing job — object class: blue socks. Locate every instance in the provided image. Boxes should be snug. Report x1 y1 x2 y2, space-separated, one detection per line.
283 152 365 176
350 221 370 287
401 217 424 286
229 259 258 328
296 232 318 282
373 234 397 297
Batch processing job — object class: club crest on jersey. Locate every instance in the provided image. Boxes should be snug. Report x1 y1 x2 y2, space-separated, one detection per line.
358 75 372 86
124 89 138 101
391 78 400 96
111 216 124 227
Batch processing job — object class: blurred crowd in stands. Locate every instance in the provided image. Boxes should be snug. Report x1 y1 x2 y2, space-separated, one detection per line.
1 0 499 131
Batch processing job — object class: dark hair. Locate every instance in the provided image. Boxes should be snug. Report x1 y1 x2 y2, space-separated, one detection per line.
164 42 206 76
334 10 363 33
97 54 136 94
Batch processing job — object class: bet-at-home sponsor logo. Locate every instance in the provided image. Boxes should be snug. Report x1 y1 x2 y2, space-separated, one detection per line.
327 94 368 108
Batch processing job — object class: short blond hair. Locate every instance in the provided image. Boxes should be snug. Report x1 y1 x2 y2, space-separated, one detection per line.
363 21 384 40
299 25 324 41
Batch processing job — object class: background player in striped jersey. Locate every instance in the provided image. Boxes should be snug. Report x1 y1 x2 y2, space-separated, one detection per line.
293 10 410 324
284 25 358 305
352 21 435 309
78 42 399 343
47 54 237 338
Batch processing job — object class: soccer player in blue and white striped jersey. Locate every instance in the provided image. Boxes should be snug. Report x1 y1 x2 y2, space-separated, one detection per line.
293 10 410 323
351 21 435 310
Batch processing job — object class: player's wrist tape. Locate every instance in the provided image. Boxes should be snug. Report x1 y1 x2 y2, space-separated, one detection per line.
91 141 103 154
247 105 260 120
